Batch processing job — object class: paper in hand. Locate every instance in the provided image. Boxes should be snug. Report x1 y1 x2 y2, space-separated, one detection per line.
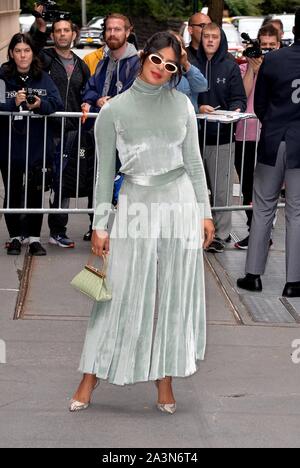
0 79 6 104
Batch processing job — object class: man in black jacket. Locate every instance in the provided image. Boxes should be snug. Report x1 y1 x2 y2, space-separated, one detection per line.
32 5 90 248
237 9 300 297
197 23 247 253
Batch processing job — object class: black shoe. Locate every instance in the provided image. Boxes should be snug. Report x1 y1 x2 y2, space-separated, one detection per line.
7 238 22 256
235 237 273 251
235 236 249 250
29 242 47 256
206 239 225 253
282 282 300 298
237 274 262 292
83 229 92 242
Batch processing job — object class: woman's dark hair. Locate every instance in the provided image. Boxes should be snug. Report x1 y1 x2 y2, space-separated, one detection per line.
140 32 183 88
51 18 76 33
3 33 42 79
168 30 186 51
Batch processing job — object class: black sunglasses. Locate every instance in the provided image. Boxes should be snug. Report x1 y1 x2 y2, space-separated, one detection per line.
190 23 208 28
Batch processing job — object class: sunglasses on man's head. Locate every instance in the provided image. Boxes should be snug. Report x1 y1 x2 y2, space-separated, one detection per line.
148 54 178 74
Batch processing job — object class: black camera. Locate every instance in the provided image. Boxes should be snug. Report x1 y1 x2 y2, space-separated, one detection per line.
35 1 71 22
241 33 273 59
25 88 38 105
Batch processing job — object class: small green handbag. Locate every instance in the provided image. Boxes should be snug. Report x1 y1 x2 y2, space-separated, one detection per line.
71 254 112 302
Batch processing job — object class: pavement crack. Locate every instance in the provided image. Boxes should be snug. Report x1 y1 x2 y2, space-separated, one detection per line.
17 268 23 282
0 398 26 410
222 393 248 399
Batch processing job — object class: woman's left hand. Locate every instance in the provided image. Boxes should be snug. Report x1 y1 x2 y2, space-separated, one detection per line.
26 96 41 111
203 219 215 249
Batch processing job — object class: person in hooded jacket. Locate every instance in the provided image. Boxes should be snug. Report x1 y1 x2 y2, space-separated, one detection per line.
0 33 63 256
31 6 91 249
81 14 140 241
197 23 247 253
82 14 140 114
31 7 90 126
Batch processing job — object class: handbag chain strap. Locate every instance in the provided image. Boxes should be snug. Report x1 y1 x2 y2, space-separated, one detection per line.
85 254 108 278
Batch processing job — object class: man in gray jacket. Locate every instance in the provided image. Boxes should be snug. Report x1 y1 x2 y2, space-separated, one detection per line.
82 14 140 113
81 14 140 240
237 9 300 297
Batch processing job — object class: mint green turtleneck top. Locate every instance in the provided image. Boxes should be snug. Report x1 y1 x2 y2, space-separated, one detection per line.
93 77 212 229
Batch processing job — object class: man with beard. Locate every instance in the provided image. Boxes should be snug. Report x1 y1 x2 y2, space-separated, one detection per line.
82 14 140 113
31 5 90 249
81 14 140 241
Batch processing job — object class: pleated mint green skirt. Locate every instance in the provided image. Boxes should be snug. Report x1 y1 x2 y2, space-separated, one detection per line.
79 173 206 385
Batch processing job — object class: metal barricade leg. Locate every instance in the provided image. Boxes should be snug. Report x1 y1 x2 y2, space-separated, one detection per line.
204 122 232 240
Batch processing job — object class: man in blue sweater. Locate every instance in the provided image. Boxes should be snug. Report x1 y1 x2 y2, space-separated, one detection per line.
81 13 140 241
82 14 140 114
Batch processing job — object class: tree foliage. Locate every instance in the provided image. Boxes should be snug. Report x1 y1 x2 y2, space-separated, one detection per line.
20 0 300 25
225 0 264 16
259 0 299 15
21 1 193 23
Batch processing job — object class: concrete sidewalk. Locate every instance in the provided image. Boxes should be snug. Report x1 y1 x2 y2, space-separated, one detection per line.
0 207 300 448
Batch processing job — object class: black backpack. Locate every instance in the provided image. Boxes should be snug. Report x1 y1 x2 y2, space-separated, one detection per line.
54 128 96 198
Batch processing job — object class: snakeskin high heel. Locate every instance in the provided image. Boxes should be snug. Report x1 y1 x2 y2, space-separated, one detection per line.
156 402 177 414
155 379 177 414
69 379 100 412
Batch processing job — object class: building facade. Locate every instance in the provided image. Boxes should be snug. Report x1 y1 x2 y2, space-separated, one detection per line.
0 0 20 64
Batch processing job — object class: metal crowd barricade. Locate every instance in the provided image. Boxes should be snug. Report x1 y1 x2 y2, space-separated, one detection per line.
0 111 98 215
0 110 286 216
197 111 285 213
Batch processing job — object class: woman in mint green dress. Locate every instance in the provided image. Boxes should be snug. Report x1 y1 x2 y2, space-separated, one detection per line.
70 32 214 414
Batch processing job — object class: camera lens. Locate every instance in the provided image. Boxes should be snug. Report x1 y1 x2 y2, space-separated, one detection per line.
27 95 36 105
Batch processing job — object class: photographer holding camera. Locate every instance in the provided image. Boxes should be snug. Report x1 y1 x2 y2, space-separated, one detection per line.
32 1 91 249
234 24 281 250
0 33 63 256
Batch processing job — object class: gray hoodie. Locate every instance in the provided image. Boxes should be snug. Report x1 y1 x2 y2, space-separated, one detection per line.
102 43 138 96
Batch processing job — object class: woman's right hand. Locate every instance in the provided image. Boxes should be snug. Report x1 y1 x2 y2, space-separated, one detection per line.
15 89 26 107
34 3 47 32
247 57 263 75
91 230 110 257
